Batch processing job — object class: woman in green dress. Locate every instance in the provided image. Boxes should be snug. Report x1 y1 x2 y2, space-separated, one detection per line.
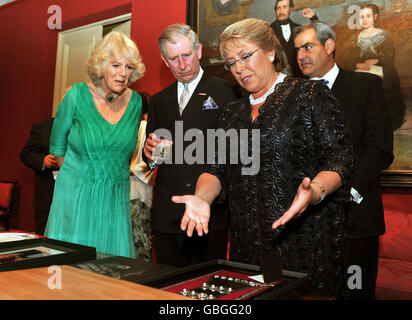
45 31 146 258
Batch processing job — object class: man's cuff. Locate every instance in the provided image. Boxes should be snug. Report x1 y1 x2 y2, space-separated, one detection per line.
350 187 363 204
148 160 157 170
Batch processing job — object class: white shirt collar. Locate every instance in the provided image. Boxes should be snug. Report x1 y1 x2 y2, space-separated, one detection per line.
310 63 339 89
178 67 204 92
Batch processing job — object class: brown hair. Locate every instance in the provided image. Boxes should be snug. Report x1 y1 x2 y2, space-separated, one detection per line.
360 3 379 25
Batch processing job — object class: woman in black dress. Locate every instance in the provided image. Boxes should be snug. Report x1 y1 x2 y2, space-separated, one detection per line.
174 18 354 298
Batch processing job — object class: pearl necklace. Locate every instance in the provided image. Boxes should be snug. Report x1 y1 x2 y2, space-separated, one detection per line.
96 86 119 103
249 73 286 105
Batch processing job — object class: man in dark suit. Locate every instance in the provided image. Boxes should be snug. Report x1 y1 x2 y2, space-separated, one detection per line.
270 0 317 77
143 24 240 267
20 118 58 235
294 21 394 299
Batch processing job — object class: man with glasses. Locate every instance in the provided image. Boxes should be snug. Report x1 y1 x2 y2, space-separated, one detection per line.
270 0 317 77
143 24 240 267
294 21 393 299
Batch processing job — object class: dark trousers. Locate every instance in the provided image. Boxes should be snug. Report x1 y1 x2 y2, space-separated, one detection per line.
344 236 379 300
35 209 49 236
153 230 228 267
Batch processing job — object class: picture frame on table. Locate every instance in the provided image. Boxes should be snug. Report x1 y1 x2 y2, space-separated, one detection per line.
187 0 412 187
0 238 96 272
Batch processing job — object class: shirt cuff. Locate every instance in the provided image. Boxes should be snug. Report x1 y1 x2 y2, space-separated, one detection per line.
350 187 363 204
148 160 157 170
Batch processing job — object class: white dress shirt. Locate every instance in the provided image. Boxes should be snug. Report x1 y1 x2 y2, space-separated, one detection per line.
280 24 291 42
310 63 339 89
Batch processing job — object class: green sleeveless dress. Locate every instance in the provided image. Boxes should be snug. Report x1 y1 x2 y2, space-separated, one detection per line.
45 82 141 258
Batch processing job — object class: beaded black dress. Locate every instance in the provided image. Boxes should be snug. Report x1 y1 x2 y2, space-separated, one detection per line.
207 78 354 297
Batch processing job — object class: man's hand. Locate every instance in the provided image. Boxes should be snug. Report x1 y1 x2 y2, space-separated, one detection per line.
172 195 211 237
356 63 370 71
43 154 58 168
143 133 159 161
364 59 379 66
302 8 315 19
143 133 173 163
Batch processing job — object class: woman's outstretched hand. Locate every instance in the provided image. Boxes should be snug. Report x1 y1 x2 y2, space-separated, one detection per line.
173 195 211 237
272 177 316 229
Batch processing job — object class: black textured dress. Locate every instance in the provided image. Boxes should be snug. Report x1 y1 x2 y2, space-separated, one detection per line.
208 77 355 297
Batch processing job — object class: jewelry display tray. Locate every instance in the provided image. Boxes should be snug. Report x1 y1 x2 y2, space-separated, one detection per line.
137 259 308 300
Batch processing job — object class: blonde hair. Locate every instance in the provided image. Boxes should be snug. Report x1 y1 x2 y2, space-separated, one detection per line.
219 18 287 72
87 31 145 86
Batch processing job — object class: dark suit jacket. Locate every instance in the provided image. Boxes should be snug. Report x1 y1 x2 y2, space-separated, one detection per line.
20 118 56 212
146 72 240 234
332 69 393 238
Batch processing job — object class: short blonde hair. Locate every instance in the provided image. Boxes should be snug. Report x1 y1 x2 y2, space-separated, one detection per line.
219 18 287 72
87 31 145 86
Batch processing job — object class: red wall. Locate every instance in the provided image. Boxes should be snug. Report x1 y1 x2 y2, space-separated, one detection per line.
0 0 186 231
130 1 187 94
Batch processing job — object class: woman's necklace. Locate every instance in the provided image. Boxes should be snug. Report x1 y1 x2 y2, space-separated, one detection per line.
96 86 119 103
249 73 286 105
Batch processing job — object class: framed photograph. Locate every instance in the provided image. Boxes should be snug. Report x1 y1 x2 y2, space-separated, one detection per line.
0 238 96 272
138 259 308 300
188 0 412 187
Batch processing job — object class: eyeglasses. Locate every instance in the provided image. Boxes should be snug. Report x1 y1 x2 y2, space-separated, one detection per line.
224 48 260 71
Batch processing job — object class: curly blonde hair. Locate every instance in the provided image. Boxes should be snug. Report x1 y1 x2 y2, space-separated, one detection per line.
87 31 145 87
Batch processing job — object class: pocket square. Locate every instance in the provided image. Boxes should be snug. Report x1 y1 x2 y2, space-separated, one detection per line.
202 96 219 110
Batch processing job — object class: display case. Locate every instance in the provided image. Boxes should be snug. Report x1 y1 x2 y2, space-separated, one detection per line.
137 259 308 300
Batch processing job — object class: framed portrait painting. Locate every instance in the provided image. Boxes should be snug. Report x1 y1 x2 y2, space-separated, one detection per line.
187 0 412 187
